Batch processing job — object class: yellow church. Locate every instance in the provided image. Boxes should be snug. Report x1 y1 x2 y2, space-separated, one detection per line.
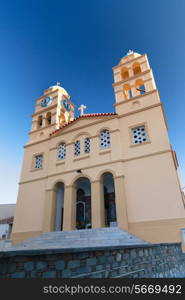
11 51 185 245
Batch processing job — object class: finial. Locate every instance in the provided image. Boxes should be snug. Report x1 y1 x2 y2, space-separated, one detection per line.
78 104 87 116
127 50 134 55
56 82 61 86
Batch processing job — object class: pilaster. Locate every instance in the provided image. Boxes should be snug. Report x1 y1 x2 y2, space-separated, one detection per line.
63 185 76 231
91 180 105 228
114 175 128 230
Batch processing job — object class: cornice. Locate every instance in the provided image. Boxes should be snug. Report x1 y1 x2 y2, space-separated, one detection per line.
19 149 171 185
32 104 58 117
112 69 151 87
112 53 146 71
114 89 158 105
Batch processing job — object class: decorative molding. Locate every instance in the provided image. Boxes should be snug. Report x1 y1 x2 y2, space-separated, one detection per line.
32 104 58 117
114 175 125 180
19 149 171 185
35 92 58 103
114 89 157 101
24 137 50 148
73 154 90 161
56 160 66 166
29 123 55 134
122 149 171 163
113 59 146 75
112 53 146 70
51 115 117 138
114 77 154 93
99 148 111 155
113 69 151 87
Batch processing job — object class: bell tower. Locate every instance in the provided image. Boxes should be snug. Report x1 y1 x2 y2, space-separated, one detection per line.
112 51 160 115
29 84 75 142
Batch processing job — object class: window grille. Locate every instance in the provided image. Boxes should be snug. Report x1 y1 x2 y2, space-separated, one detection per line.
131 126 148 144
74 140 81 156
100 130 110 149
57 143 66 160
35 154 43 168
84 137 90 153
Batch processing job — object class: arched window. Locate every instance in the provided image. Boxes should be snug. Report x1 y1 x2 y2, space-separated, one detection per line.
38 116 43 128
133 62 141 75
102 172 117 227
84 137 90 153
57 143 66 160
54 182 65 231
135 79 146 95
46 112 52 125
100 130 110 149
75 177 91 229
121 67 129 80
74 140 81 156
123 84 132 100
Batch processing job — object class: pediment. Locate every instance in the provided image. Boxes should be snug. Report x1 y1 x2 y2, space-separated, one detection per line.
51 114 117 137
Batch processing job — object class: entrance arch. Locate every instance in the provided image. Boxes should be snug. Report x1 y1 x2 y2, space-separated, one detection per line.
102 172 117 227
54 182 65 231
75 177 91 229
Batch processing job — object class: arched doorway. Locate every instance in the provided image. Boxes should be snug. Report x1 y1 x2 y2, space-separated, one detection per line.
102 173 117 227
75 177 91 229
54 182 65 231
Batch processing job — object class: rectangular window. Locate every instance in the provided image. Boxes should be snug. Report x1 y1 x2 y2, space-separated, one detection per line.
84 137 90 153
57 143 66 160
131 125 148 145
100 130 111 149
74 140 81 156
34 154 43 169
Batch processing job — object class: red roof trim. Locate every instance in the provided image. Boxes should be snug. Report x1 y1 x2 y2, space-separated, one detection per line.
50 113 117 136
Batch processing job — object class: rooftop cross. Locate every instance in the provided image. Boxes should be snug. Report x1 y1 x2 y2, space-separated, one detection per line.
127 50 134 55
78 104 87 116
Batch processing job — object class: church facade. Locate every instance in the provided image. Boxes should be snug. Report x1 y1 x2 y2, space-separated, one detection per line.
11 51 185 244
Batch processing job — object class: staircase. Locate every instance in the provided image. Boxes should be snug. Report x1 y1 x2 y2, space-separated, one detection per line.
0 240 12 251
8 227 148 251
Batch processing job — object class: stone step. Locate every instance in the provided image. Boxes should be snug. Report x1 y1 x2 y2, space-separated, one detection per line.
16 238 143 246
0 240 12 250
5 227 148 251
29 234 138 241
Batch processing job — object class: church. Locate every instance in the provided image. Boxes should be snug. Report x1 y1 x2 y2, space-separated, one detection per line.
11 51 185 245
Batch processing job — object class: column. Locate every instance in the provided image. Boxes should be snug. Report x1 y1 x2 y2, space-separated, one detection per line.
131 84 138 97
42 117 47 127
91 180 105 228
114 175 128 230
63 185 76 231
42 189 57 232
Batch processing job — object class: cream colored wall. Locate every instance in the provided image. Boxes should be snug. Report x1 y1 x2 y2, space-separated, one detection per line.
12 179 47 234
118 105 170 160
19 139 50 183
11 52 185 244
13 103 184 235
125 152 185 222
115 90 160 115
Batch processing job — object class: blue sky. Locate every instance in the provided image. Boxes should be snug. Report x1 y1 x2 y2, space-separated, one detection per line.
0 0 185 204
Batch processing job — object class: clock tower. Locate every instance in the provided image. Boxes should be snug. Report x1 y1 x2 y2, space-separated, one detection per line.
29 84 75 143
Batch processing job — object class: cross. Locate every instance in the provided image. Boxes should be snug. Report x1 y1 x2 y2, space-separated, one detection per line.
127 50 134 55
78 104 87 116
56 82 61 86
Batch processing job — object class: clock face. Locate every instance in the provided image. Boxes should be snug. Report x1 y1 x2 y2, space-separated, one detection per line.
41 96 53 108
61 98 71 112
